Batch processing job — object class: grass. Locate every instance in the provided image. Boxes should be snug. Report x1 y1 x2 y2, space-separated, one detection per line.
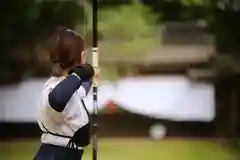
0 138 237 160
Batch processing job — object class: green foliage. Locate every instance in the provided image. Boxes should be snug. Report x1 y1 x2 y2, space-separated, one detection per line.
77 1 161 80
179 0 240 54
98 4 157 39
180 0 211 6
0 0 85 49
96 2 161 60
0 0 86 83
181 0 240 10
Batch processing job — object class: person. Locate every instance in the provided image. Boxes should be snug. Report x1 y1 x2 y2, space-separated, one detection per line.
34 27 95 160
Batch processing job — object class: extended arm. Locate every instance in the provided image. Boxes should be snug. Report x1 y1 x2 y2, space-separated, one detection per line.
48 74 82 112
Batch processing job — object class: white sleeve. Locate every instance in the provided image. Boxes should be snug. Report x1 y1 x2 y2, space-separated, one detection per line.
77 86 88 99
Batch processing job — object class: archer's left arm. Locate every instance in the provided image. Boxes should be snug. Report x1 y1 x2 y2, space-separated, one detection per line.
78 81 93 98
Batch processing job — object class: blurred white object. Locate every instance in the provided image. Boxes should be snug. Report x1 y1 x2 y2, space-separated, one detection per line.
112 76 215 122
0 79 115 122
149 124 166 140
0 79 45 122
0 76 215 122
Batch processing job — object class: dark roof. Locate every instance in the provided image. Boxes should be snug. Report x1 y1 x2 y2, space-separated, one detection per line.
161 21 214 45
148 45 214 64
101 45 214 65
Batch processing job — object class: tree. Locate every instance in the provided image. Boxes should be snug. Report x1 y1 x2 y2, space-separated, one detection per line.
82 1 161 61
0 0 86 84
181 0 240 54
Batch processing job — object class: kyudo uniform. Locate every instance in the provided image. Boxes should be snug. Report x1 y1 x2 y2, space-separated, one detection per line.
34 74 92 160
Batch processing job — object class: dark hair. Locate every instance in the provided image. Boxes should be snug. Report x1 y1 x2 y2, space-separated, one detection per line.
47 26 85 70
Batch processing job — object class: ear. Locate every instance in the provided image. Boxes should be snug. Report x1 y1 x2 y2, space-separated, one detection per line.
80 51 85 64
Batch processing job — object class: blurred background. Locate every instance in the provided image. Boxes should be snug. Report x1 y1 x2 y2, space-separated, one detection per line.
1 0 240 159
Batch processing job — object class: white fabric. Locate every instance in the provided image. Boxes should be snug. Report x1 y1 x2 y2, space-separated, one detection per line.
37 76 89 147
112 76 215 122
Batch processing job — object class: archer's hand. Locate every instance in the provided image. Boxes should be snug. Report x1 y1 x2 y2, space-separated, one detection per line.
68 63 95 81
94 68 100 79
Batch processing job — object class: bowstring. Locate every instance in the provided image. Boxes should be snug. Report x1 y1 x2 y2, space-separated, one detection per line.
83 0 87 63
